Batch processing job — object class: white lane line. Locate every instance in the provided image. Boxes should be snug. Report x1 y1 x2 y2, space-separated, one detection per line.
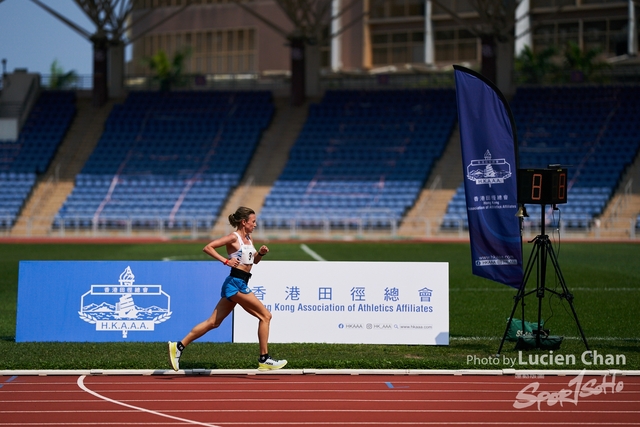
1 423 639 426
300 244 325 261
450 336 640 341
449 288 639 292
76 375 222 427
162 255 210 261
3 408 639 414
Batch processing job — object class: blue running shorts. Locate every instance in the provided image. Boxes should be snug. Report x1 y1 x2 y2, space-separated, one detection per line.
220 276 252 300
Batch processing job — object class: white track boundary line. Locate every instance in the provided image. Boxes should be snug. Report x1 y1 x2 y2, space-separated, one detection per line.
76 375 222 427
300 244 325 261
4 408 640 415
450 336 640 341
1 423 637 426
1 368 638 376
449 287 640 292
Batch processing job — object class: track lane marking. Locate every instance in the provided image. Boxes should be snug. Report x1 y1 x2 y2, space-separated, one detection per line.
76 375 222 427
1 423 640 426
0 375 18 389
3 409 640 414
300 244 325 261
385 382 409 389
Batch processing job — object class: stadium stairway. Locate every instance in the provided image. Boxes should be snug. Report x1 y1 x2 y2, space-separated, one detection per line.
211 96 314 235
398 124 463 237
10 97 119 236
598 150 640 237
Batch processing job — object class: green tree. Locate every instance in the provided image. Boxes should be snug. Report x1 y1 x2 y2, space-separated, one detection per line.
561 41 611 83
144 48 191 91
49 60 78 89
515 45 560 84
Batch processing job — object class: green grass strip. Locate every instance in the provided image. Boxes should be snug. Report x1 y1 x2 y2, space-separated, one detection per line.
1 242 638 370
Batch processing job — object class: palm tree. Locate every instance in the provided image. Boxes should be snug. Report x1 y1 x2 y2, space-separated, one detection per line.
144 48 191 91
26 0 193 105
515 45 560 84
49 60 79 89
561 41 611 83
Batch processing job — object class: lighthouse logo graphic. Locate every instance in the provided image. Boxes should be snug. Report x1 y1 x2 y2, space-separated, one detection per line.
78 266 172 338
466 149 512 186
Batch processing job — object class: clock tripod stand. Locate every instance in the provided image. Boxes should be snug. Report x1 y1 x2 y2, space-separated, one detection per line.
496 204 590 355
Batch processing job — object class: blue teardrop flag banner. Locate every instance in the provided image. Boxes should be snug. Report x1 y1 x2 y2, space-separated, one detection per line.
453 65 523 288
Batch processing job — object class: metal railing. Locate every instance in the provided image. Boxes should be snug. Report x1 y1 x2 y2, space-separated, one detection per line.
412 175 442 218
2 214 638 240
606 178 633 226
30 66 640 94
255 215 400 240
38 75 94 90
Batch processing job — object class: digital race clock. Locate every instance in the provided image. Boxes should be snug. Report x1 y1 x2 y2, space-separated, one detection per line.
517 168 568 205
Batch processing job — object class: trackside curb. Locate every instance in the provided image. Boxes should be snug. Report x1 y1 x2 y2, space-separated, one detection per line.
1 368 639 376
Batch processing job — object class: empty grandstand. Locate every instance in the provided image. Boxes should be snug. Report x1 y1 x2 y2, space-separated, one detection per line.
2 82 639 240
442 85 640 233
0 91 75 231
54 91 273 232
258 89 457 233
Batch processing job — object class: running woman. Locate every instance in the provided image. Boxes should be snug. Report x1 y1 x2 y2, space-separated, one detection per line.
168 206 287 371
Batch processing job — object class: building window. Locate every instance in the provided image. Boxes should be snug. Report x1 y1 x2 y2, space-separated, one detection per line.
583 20 607 52
432 0 476 15
533 18 630 57
531 0 578 8
371 31 425 65
320 26 331 68
370 0 425 19
558 21 580 46
609 19 629 56
135 0 240 10
140 28 257 75
434 28 478 63
579 0 622 5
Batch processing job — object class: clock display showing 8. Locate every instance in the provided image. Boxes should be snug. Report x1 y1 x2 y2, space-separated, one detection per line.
517 168 568 205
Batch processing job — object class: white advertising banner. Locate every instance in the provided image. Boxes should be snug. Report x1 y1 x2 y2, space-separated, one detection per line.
233 261 449 345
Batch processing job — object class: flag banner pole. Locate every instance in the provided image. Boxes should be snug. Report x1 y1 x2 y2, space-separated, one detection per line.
453 65 523 288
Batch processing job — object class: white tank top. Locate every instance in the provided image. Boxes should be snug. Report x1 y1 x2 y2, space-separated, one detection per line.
229 232 257 265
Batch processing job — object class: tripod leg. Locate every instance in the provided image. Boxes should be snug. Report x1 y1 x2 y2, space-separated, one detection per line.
545 240 591 352
496 240 540 356
536 236 547 349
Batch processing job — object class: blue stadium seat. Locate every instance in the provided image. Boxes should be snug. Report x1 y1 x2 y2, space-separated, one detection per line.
261 89 457 229
56 91 273 229
0 91 76 230
442 85 640 231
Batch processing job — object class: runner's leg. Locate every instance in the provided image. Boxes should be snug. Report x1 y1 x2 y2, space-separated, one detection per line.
180 297 236 346
231 292 272 355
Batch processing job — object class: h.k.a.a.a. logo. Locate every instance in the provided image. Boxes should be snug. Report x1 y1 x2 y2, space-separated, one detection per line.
466 149 512 187
78 266 172 338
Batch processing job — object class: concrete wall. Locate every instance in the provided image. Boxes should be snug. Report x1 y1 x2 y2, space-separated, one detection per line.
0 70 40 138
130 1 293 74
0 118 18 140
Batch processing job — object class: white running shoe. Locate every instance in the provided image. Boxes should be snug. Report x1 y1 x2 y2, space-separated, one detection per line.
168 341 181 371
258 356 288 371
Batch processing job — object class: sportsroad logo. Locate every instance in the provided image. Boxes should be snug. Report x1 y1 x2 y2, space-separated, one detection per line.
78 266 172 338
513 370 624 410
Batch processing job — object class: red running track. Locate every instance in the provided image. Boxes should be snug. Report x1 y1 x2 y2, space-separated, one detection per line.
0 373 639 426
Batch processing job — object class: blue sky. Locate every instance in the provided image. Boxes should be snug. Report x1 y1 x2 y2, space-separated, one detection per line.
0 1 97 76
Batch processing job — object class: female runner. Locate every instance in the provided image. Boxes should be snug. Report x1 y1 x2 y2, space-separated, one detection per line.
168 206 287 371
